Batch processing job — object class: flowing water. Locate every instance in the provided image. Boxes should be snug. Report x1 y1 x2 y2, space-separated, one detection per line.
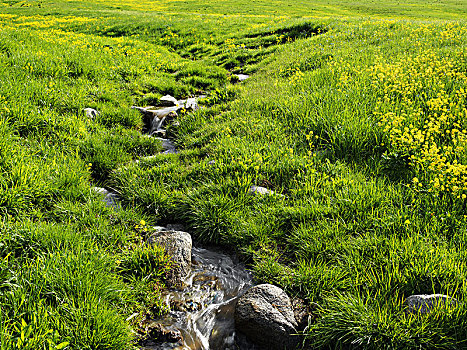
141 246 259 350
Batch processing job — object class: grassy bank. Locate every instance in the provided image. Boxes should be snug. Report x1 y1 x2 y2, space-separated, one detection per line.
1 0 466 348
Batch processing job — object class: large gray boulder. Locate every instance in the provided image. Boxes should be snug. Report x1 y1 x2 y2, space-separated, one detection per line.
235 284 299 349
404 294 456 314
147 229 192 287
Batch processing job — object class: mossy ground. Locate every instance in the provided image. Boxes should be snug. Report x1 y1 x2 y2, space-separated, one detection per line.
0 0 466 349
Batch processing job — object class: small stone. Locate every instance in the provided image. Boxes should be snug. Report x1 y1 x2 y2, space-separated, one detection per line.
249 185 283 197
404 294 456 314
236 74 250 82
83 108 99 119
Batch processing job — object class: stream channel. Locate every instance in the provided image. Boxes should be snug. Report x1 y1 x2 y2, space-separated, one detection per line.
109 86 259 349
141 246 259 350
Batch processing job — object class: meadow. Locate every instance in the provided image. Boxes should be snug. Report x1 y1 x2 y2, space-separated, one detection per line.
0 0 466 348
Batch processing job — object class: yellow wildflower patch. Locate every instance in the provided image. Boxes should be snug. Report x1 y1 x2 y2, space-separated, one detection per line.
372 48 467 196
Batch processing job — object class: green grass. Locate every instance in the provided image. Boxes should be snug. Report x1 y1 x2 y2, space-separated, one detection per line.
0 0 466 349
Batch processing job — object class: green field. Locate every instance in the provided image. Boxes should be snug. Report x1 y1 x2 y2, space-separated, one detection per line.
0 0 467 348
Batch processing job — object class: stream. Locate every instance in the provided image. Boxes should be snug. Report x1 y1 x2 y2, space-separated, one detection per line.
104 86 259 349
141 246 259 350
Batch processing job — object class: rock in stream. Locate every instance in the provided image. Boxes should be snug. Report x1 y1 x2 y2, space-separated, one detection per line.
148 229 192 288
235 284 300 350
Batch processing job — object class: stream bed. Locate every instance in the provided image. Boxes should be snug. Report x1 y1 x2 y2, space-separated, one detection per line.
130 89 258 349
141 246 259 350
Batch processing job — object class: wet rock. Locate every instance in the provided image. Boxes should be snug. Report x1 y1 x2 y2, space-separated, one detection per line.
147 230 192 287
170 299 201 312
83 107 99 119
146 322 183 344
193 274 217 283
159 95 179 107
235 284 299 350
404 294 456 314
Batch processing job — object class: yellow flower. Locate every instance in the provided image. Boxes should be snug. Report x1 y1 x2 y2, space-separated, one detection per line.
140 220 146 226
